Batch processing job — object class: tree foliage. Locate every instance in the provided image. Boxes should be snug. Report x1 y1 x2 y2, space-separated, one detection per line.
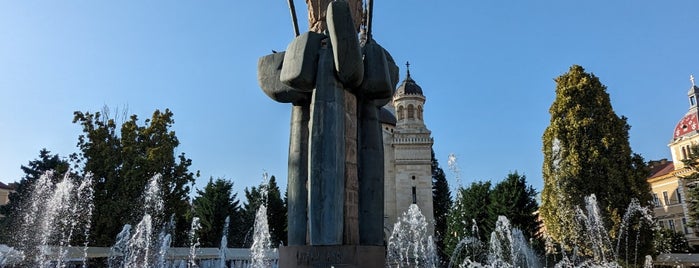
191 177 242 248
431 149 452 265
652 228 690 255
444 172 541 263
540 65 653 258
680 145 699 228
241 175 287 247
71 108 197 246
444 181 491 260
487 172 540 248
0 149 70 244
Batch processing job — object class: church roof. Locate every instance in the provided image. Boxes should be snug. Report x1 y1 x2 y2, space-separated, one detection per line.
379 107 396 126
674 111 699 139
395 63 423 96
674 84 699 140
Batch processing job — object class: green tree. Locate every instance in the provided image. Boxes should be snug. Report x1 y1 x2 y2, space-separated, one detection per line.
0 149 70 244
487 172 540 249
72 108 197 246
241 175 287 247
652 228 690 255
191 177 241 247
444 181 491 262
680 145 699 228
540 65 653 259
431 149 452 265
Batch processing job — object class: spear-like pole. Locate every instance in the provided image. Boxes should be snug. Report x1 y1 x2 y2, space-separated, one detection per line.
366 0 373 40
287 0 300 36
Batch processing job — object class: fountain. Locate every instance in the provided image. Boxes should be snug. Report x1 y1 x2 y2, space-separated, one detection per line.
2 171 94 267
386 204 438 267
444 194 654 268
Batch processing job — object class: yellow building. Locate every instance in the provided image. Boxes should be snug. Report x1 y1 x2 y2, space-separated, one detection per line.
0 182 15 217
647 81 699 247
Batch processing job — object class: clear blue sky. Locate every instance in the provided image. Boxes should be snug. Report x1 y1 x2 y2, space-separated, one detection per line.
1 1 697 199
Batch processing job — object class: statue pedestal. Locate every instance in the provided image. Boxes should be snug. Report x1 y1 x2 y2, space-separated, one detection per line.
279 245 385 268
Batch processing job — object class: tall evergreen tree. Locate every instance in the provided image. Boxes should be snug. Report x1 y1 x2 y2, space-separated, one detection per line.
540 65 652 259
680 145 699 228
431 149 452 265
487 172 540 249
241 175 287 247
0 149 70 244
444 181 491 262
72 109 197 246
191 177 241 247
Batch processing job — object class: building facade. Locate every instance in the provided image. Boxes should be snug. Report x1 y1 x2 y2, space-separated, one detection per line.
379 66 435 240
0 182 15 217
647 82 699 247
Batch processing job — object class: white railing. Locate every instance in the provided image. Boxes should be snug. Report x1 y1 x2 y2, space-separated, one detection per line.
32 246 279 268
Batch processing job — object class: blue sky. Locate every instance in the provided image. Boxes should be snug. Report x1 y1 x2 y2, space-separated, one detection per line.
1 1 697 199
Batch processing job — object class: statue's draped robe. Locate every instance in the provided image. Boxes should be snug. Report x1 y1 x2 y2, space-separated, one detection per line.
306 0 363 33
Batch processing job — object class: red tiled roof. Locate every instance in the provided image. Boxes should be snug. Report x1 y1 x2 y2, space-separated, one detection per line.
648 161 675 179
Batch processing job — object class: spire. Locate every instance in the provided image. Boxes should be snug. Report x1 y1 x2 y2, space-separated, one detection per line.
406 61 411 78
689 74 699 108
395 61 423 96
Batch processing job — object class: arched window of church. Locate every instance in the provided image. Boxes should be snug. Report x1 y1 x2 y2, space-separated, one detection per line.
397 106 404 120
407 104 415 119
417 105 423 120
682 146 688 160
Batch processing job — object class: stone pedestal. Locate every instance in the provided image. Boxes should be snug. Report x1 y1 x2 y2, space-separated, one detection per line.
279 245 385 268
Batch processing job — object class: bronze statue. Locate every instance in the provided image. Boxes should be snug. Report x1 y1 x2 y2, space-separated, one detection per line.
257 0 397 266
306 0 363 33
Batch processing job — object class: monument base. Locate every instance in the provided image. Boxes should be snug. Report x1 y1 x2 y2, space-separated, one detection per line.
279 245 385 268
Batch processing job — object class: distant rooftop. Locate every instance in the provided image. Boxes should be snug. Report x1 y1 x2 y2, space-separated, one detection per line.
647 159 674 179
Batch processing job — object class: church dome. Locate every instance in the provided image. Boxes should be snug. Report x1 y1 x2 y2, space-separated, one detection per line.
395 64 423 96
674 83 699 139
674 111 699 139
379 107 396 126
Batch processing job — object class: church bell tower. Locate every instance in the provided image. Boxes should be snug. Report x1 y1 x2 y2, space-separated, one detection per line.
382 62 435 238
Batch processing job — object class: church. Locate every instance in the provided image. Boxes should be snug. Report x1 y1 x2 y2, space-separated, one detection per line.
647 77 699 247
379 64 436 239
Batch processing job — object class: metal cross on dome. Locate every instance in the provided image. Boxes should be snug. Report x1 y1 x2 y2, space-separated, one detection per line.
691 74 695 87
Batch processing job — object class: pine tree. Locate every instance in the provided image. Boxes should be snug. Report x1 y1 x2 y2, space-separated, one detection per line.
487 172 540 250
191 177 241 247
680 145 699 228
241 175 287 247
266 176 287 247
0 149 70 244
431 149 452 265
444 181 491 263
540 65 652 258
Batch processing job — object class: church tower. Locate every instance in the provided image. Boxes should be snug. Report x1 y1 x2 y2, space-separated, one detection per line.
670 76 699 169
381 63 435 239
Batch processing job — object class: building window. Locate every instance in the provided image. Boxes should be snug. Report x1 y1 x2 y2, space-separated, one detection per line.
412 186 417 204
669 219 676 231
412 176 416 180
658 220 664 229
683 218 690 234
663 191 670 205
691 96 696 106
407 104 415 119
682 146 688 160
397 106 404 120
653 193 660 207
417 105 423 120
677 189 683 203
